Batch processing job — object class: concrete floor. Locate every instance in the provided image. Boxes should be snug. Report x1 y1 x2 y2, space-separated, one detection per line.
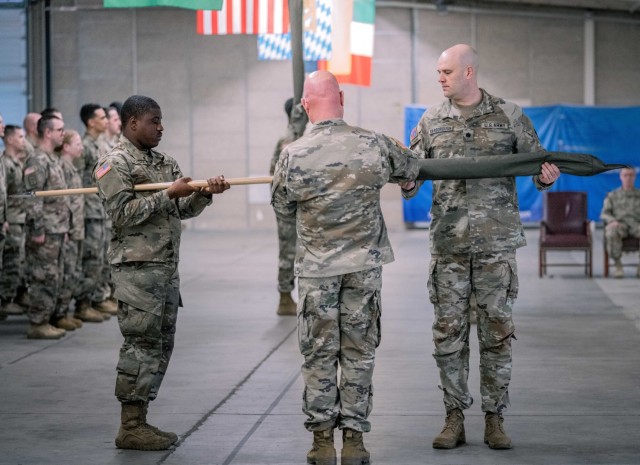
1 226 639 465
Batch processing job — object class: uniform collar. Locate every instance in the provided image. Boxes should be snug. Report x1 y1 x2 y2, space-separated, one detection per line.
442 88 496 120
120 135 163 163
311 119 347 130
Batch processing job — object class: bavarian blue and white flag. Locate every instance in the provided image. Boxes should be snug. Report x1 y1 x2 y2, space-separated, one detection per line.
257 0 332 61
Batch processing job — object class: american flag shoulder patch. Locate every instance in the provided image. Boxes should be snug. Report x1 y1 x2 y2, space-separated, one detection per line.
96 162 112 179
24 166 36 176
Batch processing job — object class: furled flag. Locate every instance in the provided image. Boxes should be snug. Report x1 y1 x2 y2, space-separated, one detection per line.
257 0 332 61
197 0 290 35
318 0 375 87
105 0 222 9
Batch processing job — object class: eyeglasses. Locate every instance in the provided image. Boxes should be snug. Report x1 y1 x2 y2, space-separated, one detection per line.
53 127 65 133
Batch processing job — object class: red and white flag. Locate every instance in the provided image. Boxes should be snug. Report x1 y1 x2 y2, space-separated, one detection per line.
197 0 290 35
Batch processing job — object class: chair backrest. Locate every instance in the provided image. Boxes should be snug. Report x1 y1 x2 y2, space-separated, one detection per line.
543 191 588 235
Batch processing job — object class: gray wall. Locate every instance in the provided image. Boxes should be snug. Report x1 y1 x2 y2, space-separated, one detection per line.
46 0 640 231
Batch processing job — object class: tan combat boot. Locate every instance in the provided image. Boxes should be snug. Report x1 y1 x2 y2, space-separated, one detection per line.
93 299 118 316
74 300 106 323
432 408 465 449
613 259 624 278
484 412 512 449
306 429 336 465
27 323 66 340
277 292 297 316
115 402 175 451
141 402 178 443
2 300 26 315
53 316 78 331
341 429 370 465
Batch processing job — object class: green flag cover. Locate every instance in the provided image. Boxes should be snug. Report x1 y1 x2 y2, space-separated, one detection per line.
416 151 628 181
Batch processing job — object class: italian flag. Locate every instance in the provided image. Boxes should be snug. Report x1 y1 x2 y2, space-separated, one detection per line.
104 0 222 10
318 0 375 87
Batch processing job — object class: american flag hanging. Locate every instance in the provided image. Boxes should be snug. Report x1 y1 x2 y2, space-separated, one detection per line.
197 0 290 35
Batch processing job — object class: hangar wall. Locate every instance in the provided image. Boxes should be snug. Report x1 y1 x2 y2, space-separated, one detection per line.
44 0 640 230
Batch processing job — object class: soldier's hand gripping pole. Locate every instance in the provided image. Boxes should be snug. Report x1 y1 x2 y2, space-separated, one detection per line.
15 176 274 198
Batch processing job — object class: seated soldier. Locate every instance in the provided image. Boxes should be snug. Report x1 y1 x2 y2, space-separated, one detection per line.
600 167 640 278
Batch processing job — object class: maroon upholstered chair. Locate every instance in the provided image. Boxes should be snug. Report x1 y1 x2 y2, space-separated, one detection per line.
603 234 640 277
539 191 592 277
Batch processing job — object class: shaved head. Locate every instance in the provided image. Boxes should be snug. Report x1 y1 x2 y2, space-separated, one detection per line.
301 70 344 123
437 43 482 105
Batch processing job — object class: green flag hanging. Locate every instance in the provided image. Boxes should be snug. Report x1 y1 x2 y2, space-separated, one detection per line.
104 0 222 10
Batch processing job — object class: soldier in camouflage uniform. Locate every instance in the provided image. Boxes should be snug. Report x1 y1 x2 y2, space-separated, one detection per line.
53 130 86 331
74 103 113 323
272 71 419 465
94 95 230 451
0 125 29 318
22 115 71 339
402 44 560 450
600 167 640 278
270 97 299 316
22 113 40 160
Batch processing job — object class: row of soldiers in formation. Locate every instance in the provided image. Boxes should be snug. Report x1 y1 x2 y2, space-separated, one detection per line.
0 104 123 338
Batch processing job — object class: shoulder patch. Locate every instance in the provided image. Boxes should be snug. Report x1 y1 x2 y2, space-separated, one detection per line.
24 166 35 176
95 162 112 179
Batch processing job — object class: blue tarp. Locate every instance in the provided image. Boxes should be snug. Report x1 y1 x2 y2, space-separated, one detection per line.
403 104 640 223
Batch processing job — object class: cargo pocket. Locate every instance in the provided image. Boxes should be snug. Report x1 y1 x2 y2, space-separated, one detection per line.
365 291 382 349
115 352 141 400
297 295 313 357
427 258 439 304
506 259 519 300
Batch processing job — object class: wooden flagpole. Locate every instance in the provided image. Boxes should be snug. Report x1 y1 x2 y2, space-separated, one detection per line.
23 176 273 198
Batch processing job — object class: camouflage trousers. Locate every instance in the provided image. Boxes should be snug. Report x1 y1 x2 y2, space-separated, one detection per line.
0 224 26 301
276 216 296 293
112 262 180 403
298 267 382 432
55 240 83 318
604 222 640 259
25 233 65 325
75 219 106 302
428 251 518 414
100 221 113 300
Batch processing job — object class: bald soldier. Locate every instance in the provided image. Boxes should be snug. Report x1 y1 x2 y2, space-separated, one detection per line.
272 71 419 465
94 95 230 451
402 44 560 450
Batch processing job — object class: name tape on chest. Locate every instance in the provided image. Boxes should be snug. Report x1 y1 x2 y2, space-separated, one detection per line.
429 126 454 135
481 122 509 129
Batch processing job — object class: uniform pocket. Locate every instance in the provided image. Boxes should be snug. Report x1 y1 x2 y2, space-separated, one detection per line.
506 258 519 300
427 258 439 304
297 295 313 356
365 291 382 349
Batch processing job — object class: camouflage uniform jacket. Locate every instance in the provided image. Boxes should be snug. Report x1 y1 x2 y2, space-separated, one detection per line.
23 148 71 236
61 157 85 241
93 135 212 265
269 133 295 176
404 89 549 254
271 119 419 278
600 187 640 229
0 152 27 224
80 133 107 220
0 156 6 225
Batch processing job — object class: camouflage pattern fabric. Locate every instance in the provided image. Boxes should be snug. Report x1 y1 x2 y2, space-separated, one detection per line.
404 89 549 255
94 135 212 403
0 157 7 269
94 135 212 265
57 158 85 316
298 267 381 432
25 234 65 324
429 251 517 413
23 147 70 323
75 219 106 303
80 133 107 220
271 119 419 278
1 153 28 302
270 135 297 294
404 90 547 415
600 187 640 259
271 118 418 433
112 262 179 402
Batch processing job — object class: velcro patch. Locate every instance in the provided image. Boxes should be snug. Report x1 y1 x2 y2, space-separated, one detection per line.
96 162 112 179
